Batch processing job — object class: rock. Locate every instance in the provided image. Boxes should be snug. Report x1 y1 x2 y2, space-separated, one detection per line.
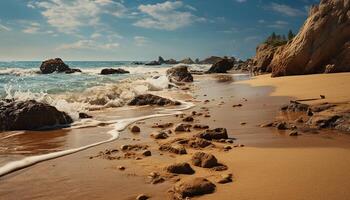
136 194 149 200
165 162 195 174
289 130 299 136
191 152 218 168
118 166 125 170
159 144 187 154
131 61 145 65
158 56 165 64
120 144 148 151
276 122 287 130
252 43 280 73
281 101 309 112
79 112 92 119
193 124 209 129
232 104 242 107
65 68 82 74
151 122 174 128
0 99 72 131
166 65 193 82
164 59 178 64
40 58 71 74
173 177 216 199
182 116 194 122
175 124 191 132
270 0 350 77
142 150 152 156
145 61 161 66
260 122 274 127
152 131 169 139
131 125 141 133
206 58 235 73
100 68 130 75
128 94 181 106
199 56 224 64
189 138 212 148
179 57 195 64
196 128 228 140
223 145 232 150
217 174 233 184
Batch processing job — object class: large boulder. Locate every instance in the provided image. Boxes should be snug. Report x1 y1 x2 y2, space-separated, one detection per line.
252 43 280 73
206 58 234 73
128 94 181 106
40 58 71 74
191 152 218 168
199 56 223 64
100 68 130 75
166 66 193 82
0 99 73 131
270 0 350 77
179 57 195 64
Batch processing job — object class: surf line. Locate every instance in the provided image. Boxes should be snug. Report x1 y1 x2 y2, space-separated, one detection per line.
0 101 194 178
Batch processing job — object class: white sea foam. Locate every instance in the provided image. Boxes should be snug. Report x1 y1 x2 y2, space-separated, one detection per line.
0 100 194 177
0 68 39 76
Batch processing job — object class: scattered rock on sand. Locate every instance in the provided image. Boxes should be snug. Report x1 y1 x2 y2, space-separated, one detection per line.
151 131 169 139
172 177 216 199
232 104 242 107
142 150 152 156
136 194 149 200
166 65 194 82
175 124 192 132
118 166 125 170
217 173 233 184
79 112 92 119
189 138 212 149
182 116 194 122
289 130 299 136
193 124 209 129
165 162 195 174
151 122 174 128
191 152 218 168
159 144 187 155
120 144 148 151
196 128 228 140
128 94 181 106
0 99 73 131
260 122 274 127
276 122 288 130
131 125 141 133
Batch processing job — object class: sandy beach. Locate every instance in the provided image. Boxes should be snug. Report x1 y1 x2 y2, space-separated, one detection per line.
1 72 350 200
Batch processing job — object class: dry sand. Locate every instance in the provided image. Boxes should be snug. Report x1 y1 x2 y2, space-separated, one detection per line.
1 73 350 200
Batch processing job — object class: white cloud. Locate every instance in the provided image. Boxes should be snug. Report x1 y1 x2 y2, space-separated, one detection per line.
258 19 266 23
270 3 305 16
268 20 289 29
134 1 203 31
91 32 102 39
134 36 149 46
57 39 119 50
30 0 127 33
22 22 41 34
0 23 11 31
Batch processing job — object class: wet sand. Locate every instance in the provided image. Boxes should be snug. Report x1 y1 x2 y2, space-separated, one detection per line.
1 73 350 200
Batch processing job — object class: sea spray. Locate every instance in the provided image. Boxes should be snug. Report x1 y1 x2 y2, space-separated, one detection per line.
0 100 194 177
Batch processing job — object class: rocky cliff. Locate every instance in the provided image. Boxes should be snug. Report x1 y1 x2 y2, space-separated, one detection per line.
270 0 350 77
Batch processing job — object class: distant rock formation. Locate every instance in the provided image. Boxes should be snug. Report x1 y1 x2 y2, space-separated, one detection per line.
40 58 81 74
179 57 195 64
100 68 130 75
166 65 193 82
206 58 234 73
0 99 72 131
164 59 178 64
270 0 350 77
199 56 223 64
145 60 161 66
158 56 165 64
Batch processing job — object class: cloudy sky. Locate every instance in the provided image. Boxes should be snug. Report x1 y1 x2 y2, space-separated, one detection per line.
0 0 319 61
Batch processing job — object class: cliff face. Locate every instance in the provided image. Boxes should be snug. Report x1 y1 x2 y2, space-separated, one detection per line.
270 0 350 77
253 43 281 73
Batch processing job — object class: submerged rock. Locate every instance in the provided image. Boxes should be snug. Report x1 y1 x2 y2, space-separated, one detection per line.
172 177 216 199
128 94 181 106
166 65 193 82
0 99 72 131
100 68 130 75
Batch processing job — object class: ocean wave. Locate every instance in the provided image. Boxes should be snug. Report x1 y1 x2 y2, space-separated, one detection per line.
0 68 40 76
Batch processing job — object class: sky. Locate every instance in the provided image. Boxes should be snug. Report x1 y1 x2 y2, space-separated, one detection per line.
0 0 320 61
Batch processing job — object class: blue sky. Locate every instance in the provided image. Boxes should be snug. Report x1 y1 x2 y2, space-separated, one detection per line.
0 0 319 61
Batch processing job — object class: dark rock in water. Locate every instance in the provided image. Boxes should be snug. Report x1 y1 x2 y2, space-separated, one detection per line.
164 59 178 64
145 61 161 66
131 61 145 65
79 112 92 119
165 162 195 174
196 128 228 140
65 68 82 74
206 58 234 73
173 177 216 199
191 152 218 168
166 66 193 82
100 68 130 75
128 94 181 106
40 58 71 74
0 100 72 131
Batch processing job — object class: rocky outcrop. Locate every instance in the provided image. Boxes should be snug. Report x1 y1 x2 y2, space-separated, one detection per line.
206 58 234 73
166 65 193 82
0 99 73 131
270 0 350 77
100 68 130 75
128 94 181 106
199 56 223 64
158 56 165 64
252 43 280 73
179 57 195 64
40 58 81 74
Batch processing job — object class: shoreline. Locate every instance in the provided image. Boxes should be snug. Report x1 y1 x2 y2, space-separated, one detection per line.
1 72 350 199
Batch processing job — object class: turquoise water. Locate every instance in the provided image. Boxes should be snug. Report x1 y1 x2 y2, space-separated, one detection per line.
0 61 166 97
